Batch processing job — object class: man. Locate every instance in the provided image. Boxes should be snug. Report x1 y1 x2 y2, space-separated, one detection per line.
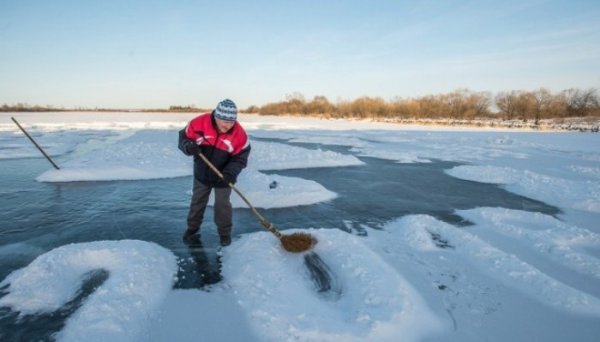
178 99 251 246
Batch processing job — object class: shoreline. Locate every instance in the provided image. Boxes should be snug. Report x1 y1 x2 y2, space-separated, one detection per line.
379 117 600 132
1 111 599 132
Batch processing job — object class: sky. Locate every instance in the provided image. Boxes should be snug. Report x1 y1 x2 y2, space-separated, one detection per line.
1 0 599 109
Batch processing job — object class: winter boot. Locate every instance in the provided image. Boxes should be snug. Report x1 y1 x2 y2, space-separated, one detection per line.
219 235 232 247
183 227 200 243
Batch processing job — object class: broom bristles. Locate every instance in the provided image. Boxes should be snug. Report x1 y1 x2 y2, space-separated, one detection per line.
280 232 317 253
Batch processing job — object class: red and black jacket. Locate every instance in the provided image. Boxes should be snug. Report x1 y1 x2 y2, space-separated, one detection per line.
178 112 251 187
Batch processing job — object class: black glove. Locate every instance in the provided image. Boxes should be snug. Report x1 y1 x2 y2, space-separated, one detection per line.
186 143 200 155
222 173 235 185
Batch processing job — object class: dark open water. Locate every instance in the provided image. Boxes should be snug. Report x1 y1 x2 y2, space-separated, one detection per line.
0 138 559 340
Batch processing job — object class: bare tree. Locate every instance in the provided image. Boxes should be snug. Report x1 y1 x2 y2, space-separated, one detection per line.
495 91 518 120
306 96 334 115
253 87 598 119
563 88 599 117
532 88 553 123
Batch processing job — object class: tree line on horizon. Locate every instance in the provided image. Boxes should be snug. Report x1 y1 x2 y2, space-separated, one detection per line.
3 88 599 122
244 88 600 122
0 104 210 113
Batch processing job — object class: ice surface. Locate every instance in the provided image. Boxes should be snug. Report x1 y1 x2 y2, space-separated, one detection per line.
1 112 599 341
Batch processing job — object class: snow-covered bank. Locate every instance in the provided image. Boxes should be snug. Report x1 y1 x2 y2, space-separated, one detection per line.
4 112 600 133
379 116 600 132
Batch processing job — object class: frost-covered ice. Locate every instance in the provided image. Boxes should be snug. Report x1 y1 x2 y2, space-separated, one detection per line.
33 134 363 184
23 125 361 208
1 112 599 341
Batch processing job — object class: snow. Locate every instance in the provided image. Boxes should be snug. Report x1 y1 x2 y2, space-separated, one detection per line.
1 112 599 341
391 215 600 316
31 133 363 184
0 240 177 342
18 125 361 209
446 165 600 214
221 229 442 342
456 208 600 282
143 289 260 342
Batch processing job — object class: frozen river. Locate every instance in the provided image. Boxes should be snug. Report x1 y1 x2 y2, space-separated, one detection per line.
0 113 598 341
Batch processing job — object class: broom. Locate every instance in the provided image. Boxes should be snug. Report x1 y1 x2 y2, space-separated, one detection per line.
197 152 317 253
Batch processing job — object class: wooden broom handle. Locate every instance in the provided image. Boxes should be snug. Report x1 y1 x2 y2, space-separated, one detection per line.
196 152 283 238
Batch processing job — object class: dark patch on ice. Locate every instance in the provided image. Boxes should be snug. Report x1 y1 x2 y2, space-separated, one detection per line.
177 236 223 288
304 252 342 301
342 220 370 236
446 308 458 331
429 231 455 249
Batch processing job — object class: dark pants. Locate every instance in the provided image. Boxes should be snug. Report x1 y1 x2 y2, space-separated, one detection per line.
187 178 233 236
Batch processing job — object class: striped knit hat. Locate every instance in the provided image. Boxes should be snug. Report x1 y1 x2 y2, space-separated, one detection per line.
214 99 238 122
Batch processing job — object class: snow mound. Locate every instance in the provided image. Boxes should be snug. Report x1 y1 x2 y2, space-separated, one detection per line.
221 229 441 342
457 208 600 280
0 240 177 342
230 170 337 209
391 215 600 316
250 140 364 170
446 165 600 213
